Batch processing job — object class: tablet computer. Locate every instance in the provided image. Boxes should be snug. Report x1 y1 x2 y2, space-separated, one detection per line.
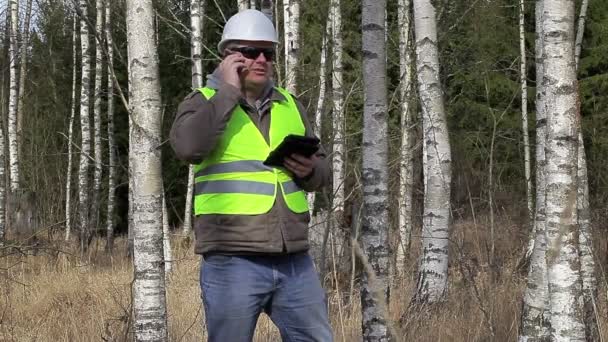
263 135 320 168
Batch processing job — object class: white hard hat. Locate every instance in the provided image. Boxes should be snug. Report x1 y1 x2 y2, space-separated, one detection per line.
218 9 279 52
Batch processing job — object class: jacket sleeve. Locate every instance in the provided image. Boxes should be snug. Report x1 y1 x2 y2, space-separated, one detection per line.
292 98 332 192
170 83 242 164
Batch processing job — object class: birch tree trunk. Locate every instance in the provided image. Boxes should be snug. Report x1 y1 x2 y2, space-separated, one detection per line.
330 0 345 221
162 193 172 276
8 0 19 192
78 0 92 250
0 91 6 243
520 0 533 223
238 0 249 11
184 0 205 237
106 0 116 251
283 0 299 94
396 0 413 273
126 0 168 340
412 0 452 304
92 0 105 233
16 0 33 160
519 2 550 340
261 0 273 21
542 1 585 340
573 2 597 338
361 1 390 340
250 0 256 10
309 16 330 268
65 15 79 241
574 0 588 70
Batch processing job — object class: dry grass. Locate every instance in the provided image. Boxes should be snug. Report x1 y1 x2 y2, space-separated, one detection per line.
1 217 607 341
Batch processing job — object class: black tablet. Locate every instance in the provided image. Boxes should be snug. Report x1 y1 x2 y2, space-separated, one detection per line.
263 135 320 167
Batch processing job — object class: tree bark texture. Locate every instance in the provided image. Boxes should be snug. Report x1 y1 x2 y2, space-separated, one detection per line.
330 0 345 219
361 1 390 340
106 0 116 251
16 0 32 161
574 0 589 70
520 0 533 224
78 0 92 250
283 0 299 93
8 0 20 192
126 0 169 340
542 1 585 340
412 0 452 304
238 0 249 11
91 0 105 233
261 0 273 22
396 0 414 273
65 15 79 242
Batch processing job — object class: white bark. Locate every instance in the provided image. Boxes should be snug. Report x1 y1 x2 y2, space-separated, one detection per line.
261 0 273 22
250 0 256 10
330 0 345 218
396 0 414 272
8 0 19 192
0 83 6 242
574 3 597 338
238 0 249 11
361 1 390 340
283 0 299 94
574 0 588 70
412 0 452 304
520 0 533 223
308 17 330 268
65 15 78 241
106 0 116 251
163 194 172 276
16 0 32 160
542 1 585 340
184 0 205 237
78 0 92 249
92 0 104 232
126 0 168 340
519 2 550 340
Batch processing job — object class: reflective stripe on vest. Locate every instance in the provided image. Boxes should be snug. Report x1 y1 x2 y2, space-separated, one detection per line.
193 87 309 215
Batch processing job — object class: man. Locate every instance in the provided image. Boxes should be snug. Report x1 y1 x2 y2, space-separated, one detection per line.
170 9 334 342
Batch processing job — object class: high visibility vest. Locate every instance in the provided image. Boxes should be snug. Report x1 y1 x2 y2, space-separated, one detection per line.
193 86 309 216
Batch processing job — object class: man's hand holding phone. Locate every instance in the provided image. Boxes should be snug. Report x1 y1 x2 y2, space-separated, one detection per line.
219 50 247 89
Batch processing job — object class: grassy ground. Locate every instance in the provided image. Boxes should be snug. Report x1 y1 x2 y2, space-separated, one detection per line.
1 217 606 341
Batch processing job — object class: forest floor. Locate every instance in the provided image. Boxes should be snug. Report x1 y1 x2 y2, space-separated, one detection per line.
1 216 607 341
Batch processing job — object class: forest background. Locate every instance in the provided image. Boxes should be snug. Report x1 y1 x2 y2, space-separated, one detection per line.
1 0 607 341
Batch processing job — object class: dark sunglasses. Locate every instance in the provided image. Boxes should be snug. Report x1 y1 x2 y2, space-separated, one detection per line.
229 46 275 61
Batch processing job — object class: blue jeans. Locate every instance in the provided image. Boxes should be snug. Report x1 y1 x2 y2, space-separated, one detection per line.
200 252 333 342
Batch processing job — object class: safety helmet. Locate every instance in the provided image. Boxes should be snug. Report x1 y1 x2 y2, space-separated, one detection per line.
218 9 279 52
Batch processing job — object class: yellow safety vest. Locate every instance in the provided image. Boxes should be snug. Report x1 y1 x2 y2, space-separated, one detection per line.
193 87 309 216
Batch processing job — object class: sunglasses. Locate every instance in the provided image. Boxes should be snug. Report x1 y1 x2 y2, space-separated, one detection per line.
229 46 275 61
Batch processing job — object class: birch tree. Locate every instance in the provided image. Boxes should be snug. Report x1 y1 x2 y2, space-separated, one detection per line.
8 0 19 192
261 0 273 21
361 0 390 339
573 0 597 338
543 1 585 339
163 194 172 276
574 0 589 70
16 0 33 159
396 0 414 272
126 0 168 339
183 0 205 237
77 0 92 250
412 0 452 303
330 0 345 223
91 0 105 232
519 2 550 340
238 0 249 11
106 0 116 251
283 0 299 93
520 0 533 223
65 15 78 241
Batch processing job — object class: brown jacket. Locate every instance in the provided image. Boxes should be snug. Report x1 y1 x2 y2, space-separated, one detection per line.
170 74 331 255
